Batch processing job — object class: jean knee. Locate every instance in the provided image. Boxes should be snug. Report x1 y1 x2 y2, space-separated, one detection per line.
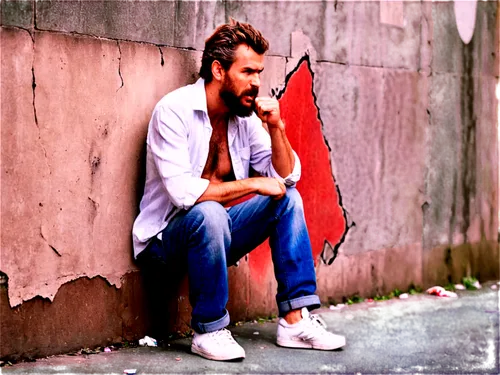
188 201 231 234
283 188 304 211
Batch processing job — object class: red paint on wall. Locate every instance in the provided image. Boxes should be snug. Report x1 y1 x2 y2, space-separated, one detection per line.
248 57 347 279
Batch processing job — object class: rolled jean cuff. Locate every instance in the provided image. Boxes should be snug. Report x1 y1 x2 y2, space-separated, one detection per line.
192 309 230 334
278 295 321 316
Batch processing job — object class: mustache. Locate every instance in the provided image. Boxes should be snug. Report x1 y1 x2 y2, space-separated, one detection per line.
242 87 259 97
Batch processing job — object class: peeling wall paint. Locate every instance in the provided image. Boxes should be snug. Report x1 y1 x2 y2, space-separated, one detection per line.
1 29 202 307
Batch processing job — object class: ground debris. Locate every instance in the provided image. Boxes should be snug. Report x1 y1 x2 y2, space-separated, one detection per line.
79 347 101 355
139 336 157 347
426 286 457 298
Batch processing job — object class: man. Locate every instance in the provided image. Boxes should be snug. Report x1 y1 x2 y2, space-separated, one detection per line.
132 19 345 361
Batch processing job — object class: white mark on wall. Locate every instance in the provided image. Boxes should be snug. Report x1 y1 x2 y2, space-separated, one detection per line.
380 0 404 28
287 30 316 92
453 0 477 44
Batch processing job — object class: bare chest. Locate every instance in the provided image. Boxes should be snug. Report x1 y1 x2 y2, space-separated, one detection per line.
201 127 235 183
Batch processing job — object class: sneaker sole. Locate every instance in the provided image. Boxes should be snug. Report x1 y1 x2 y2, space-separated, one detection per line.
191 344 245 361
276 337 346 350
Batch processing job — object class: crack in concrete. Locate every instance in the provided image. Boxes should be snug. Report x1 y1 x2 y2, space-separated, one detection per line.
30 33 51 175
116 41 124 91
316 59 413 72
31 66 38 126
4 25 35 41
40 228 62 257
88 196 98 208
158 46 164 66
49 245 62 257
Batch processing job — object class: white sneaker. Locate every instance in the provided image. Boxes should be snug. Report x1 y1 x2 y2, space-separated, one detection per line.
191 328 246 361
276 307 346 350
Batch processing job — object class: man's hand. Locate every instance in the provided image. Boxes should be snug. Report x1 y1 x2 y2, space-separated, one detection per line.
255 97 294 179
255 97 284 130
254 177 286 200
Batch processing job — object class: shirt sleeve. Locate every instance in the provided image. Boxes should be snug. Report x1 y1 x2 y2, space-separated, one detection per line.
148 104 209 210
247 117 301 186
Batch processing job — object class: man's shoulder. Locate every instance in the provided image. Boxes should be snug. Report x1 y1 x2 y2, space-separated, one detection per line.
155 82 197 112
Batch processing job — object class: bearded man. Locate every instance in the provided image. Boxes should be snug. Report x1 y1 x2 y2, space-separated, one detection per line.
132 19 345 361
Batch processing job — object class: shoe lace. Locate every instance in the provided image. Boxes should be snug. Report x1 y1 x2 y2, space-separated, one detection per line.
208 328 238 345
302 314 330 338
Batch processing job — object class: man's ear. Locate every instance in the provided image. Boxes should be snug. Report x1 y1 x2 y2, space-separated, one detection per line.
211 60 225 82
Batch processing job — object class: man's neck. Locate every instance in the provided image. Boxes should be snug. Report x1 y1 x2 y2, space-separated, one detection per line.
205 81 230 127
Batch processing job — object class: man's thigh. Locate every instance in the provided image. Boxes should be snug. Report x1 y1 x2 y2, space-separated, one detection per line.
161 201 231 259
226 194 279 265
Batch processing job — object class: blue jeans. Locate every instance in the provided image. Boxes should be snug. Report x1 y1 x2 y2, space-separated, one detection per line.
141 188 320 333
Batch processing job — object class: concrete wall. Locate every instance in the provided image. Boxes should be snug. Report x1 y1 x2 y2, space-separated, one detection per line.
1 0 498 360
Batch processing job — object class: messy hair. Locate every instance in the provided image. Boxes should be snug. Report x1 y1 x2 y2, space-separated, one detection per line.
199 19 269 82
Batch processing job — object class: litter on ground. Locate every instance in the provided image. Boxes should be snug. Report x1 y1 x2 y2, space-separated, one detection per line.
471 280 482 289
426 286 458 298
138 336 157 347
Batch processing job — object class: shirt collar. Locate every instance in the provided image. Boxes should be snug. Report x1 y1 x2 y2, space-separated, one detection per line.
192 78 208 113
191 78 245 129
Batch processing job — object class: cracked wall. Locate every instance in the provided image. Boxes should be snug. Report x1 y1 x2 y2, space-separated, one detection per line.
1 0 499 360
1 28 203 308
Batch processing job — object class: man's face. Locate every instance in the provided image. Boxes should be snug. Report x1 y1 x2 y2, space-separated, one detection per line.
219 44 265 117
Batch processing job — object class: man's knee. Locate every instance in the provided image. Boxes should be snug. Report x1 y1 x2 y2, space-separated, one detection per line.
186 202 230 264
282 187 304 212
188 201 231 233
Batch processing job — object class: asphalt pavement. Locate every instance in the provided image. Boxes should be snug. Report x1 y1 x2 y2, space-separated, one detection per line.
3 281 499 374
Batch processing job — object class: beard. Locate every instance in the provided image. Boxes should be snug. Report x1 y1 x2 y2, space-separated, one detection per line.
220 78 259 117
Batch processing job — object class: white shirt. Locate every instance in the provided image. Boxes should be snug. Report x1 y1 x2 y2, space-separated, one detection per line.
132 78 301 258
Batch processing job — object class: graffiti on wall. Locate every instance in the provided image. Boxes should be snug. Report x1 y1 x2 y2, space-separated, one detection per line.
248 55 353 280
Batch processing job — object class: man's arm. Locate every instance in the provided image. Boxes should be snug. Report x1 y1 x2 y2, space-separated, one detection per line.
254 97 296 179
269 121 295 178
150 102 289 209
196 177 286 206
149 105 210 210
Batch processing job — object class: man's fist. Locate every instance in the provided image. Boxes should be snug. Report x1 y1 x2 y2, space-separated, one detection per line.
255 97 284 130
254 177 286 200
